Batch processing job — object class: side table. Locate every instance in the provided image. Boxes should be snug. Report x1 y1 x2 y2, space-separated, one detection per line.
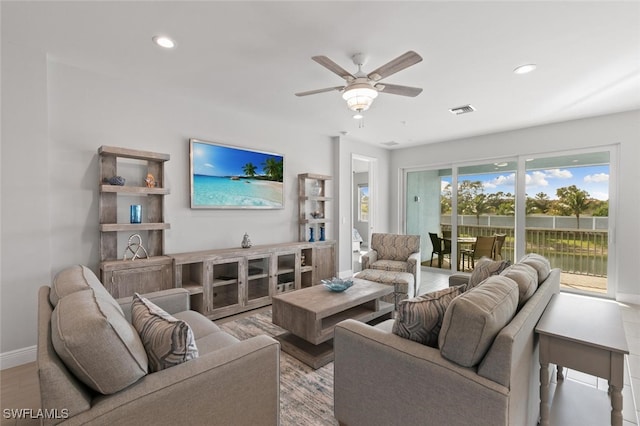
535 293 629 426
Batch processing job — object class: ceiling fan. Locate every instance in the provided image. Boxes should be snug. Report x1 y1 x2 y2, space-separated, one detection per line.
295 51 423 114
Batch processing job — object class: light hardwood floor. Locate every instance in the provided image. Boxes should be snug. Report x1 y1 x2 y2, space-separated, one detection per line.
2 269 639 425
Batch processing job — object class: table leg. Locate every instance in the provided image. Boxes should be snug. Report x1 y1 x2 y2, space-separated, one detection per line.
539 362 550 426
556 365 564 381
610 383 623 426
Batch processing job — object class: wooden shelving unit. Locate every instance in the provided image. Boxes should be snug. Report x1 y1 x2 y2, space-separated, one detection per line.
298 173 332 243
98 145 173 297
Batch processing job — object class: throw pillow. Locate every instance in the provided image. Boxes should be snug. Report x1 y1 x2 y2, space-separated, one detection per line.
132 293 199 372
468 257 512 289
392 286 464 347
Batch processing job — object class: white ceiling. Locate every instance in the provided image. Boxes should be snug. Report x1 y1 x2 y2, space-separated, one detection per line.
3 1 640 149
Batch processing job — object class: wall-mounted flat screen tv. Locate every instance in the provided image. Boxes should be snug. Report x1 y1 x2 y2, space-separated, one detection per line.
190 138 284 209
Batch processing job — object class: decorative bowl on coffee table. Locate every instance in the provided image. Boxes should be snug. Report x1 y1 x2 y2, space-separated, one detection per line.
322 278 353 292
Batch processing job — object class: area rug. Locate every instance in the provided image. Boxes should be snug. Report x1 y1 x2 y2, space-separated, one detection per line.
218 309 338 426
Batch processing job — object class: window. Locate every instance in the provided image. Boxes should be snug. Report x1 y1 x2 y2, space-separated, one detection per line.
358 185 369 222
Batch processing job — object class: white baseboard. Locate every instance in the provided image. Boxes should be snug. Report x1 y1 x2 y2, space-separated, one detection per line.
1 345 36 370
617 293 640 306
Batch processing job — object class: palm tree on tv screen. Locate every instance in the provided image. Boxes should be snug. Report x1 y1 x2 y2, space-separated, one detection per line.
262 157 283 182
242 162 257 177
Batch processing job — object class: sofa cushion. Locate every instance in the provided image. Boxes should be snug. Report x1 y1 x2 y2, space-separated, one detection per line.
51 290 148 394
370 260 410 273
50 265 122 314
392 286 464 347
519 253 551 284
438 276 518 367
132 293 199 373
500 263 538 309
468 258 511 290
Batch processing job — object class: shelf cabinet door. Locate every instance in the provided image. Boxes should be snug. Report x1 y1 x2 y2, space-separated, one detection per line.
246 254 271 306
314 243 336 284
204 258 243 317
103 262 172 298
273 249 299 294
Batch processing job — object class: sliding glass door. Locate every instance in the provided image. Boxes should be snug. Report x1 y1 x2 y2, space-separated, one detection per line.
406 168 452 269
524 151 612 295
405 147 615 297
456 161 516 271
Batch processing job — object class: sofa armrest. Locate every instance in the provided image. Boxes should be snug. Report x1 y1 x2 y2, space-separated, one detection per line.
117 288 190 323
334 319 508 426
361 249 378 270
449 272 471 288
66 335 280 426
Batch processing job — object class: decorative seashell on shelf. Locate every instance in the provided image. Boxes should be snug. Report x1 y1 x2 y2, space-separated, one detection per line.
105 176 126 186
145 173 156 188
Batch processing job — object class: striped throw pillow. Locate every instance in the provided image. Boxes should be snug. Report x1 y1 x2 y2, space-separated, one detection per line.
392 286 464 347
132 293 198 372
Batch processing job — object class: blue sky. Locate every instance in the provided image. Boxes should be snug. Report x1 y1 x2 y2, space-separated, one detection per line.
192 142 282 177
442 165 610 201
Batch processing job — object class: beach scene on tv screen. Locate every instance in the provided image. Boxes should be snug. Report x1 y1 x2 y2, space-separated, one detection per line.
192 141 284 208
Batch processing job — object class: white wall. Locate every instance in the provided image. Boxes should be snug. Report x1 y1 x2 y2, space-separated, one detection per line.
390 110 640 299
1 53 336 359
1 42 52 360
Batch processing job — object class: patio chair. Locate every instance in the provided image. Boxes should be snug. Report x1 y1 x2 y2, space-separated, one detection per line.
428 232 451 268
493 233 507 260
461 235 496 270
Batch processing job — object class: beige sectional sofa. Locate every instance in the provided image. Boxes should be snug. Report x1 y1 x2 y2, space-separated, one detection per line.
37 265 280 425
334 255 559 426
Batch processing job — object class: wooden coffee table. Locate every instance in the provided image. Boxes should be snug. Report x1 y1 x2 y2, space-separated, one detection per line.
271 278 394 369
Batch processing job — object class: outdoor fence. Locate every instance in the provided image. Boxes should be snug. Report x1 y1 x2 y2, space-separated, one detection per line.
441 224 608 277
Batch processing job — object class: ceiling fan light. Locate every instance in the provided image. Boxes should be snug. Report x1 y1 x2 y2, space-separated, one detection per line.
342 85 378 111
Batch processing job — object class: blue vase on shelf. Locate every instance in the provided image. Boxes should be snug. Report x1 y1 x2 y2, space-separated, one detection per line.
319 226 325 241
309 227 315 242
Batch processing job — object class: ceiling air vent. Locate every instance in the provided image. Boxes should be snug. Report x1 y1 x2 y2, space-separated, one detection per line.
381 141 400 147
449 104 476 115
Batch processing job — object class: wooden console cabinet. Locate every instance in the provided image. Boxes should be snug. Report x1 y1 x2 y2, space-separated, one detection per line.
170 240 336 320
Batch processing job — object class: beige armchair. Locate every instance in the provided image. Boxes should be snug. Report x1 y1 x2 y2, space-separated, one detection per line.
361 233 421 287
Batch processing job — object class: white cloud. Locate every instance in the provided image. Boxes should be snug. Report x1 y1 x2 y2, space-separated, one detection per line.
484 173 515 190
545 169 573 179
441 181 450 191
526 171 549 187
204 163 214 168
591 191 609 201
584 173 609 183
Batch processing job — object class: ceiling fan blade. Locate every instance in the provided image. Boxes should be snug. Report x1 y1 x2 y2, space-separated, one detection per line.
312 56 355 80
367 51 423 81
376 83 423 97
295 86 345 97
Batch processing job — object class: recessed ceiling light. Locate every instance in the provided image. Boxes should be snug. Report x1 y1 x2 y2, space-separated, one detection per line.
152 35 176 49
513 64 537 74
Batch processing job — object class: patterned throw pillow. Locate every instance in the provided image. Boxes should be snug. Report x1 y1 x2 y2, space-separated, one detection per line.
468 257 512 289
392 286 464 348
132 293 199 372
